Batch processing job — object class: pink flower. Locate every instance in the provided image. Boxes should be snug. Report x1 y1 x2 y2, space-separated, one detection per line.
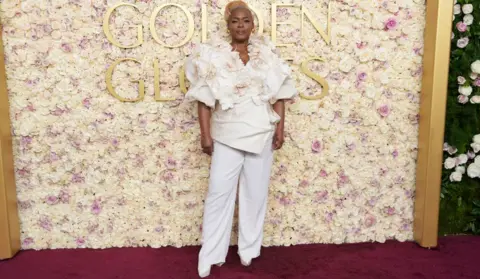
82 98 91 108
38 216 53 231
61 43 72 53
458 76 466 85
384 18 397 30
377 104 391 117
456 21 467 32
319 169 327 177
23 237 34 246
76 237 86 246
457 37 469 48
91 199 102 215
166 157 177 169
299 180 309 187
315 191 328 203
311 140 322 153
365 215 376 227
59 190 70 203
357 72 367 82
392 150 399 158
45 195 59 205
458 95 469 104
474 79 480 87
384 207 396 215
71 173 85 183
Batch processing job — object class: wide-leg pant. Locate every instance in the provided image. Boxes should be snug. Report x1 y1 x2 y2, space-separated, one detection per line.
198 140 274 274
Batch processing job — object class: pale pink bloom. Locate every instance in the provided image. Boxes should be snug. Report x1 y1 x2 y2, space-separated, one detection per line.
45 195 59 205
384 18 397 30
458 95 469 104
456 21 467 32
311 140 322 153
91 199 102 215
474 79 480 87
377 104 391 117
365 215 377 227
457 37 469 48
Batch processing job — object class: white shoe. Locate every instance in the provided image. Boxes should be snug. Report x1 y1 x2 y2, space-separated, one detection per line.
241 258 251 266
198 266 211 278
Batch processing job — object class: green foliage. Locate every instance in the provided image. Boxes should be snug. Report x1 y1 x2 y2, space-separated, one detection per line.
440 0 480 235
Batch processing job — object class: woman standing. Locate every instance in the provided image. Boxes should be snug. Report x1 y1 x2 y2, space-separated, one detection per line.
184 1 297 277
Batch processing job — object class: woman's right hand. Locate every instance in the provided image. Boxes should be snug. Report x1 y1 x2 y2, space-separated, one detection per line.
201 135 214 156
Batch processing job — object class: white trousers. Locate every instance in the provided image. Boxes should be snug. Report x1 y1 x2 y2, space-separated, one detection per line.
198 140 274 274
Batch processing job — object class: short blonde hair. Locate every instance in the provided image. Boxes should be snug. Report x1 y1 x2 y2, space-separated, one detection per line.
224 1 251 22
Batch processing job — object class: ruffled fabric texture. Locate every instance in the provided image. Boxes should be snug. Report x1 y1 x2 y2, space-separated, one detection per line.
184 35 297 111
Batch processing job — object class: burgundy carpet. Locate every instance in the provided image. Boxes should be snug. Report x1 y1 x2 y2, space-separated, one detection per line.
0 236 478 279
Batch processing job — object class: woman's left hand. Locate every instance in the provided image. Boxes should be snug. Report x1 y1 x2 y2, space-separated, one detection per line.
272 128 284 150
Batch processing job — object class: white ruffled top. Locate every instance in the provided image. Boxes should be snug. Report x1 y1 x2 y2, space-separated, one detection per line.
184 35 297 154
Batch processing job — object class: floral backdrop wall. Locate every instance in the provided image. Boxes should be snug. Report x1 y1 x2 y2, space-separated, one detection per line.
0 0 425 249
441 0 480 235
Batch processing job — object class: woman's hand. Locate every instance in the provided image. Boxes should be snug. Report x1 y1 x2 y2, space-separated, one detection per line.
272 128 284 150
201 135 214 156
272 100 285 150
197 102 213 155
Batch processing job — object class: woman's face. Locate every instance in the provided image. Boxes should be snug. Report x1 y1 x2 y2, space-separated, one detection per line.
227 8 254 42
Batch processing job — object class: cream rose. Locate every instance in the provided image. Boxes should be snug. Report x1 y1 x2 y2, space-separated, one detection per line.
444 157 456 169
471 60 480 74
459 86 473 96
449 171 462 182
462 4 473 14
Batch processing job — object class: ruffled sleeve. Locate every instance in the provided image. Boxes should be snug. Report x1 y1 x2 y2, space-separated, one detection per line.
264 55 298 104
270 75 298 104
184 45 216 108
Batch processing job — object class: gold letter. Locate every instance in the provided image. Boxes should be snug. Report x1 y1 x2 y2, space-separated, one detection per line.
271 4 297 48
105 58 145 102
179 66 188 94
154 59 176 101
301 2 332 45
201 4 208 43
103 3 143 48
150 4 194 48
299 57 329 100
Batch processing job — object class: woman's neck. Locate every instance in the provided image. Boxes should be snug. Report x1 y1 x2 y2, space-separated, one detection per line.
231 40 249 51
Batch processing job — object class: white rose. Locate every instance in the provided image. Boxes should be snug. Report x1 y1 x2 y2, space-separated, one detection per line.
471 142 480 153
338 56 355 73
456 166 466 174
471 60 480 74
471 72 479 80
357 49 374 62
475 156 480 164
457 154 468 165
364 84 378 99
464 14 474 25
453 4 461 15
375 48 388 61
449 171 463 182
462 4 473 14
458 76 466 84
473 134 480 143
444 157 456 169
470 96 480 104
467 163 480 178
459 85 473 96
